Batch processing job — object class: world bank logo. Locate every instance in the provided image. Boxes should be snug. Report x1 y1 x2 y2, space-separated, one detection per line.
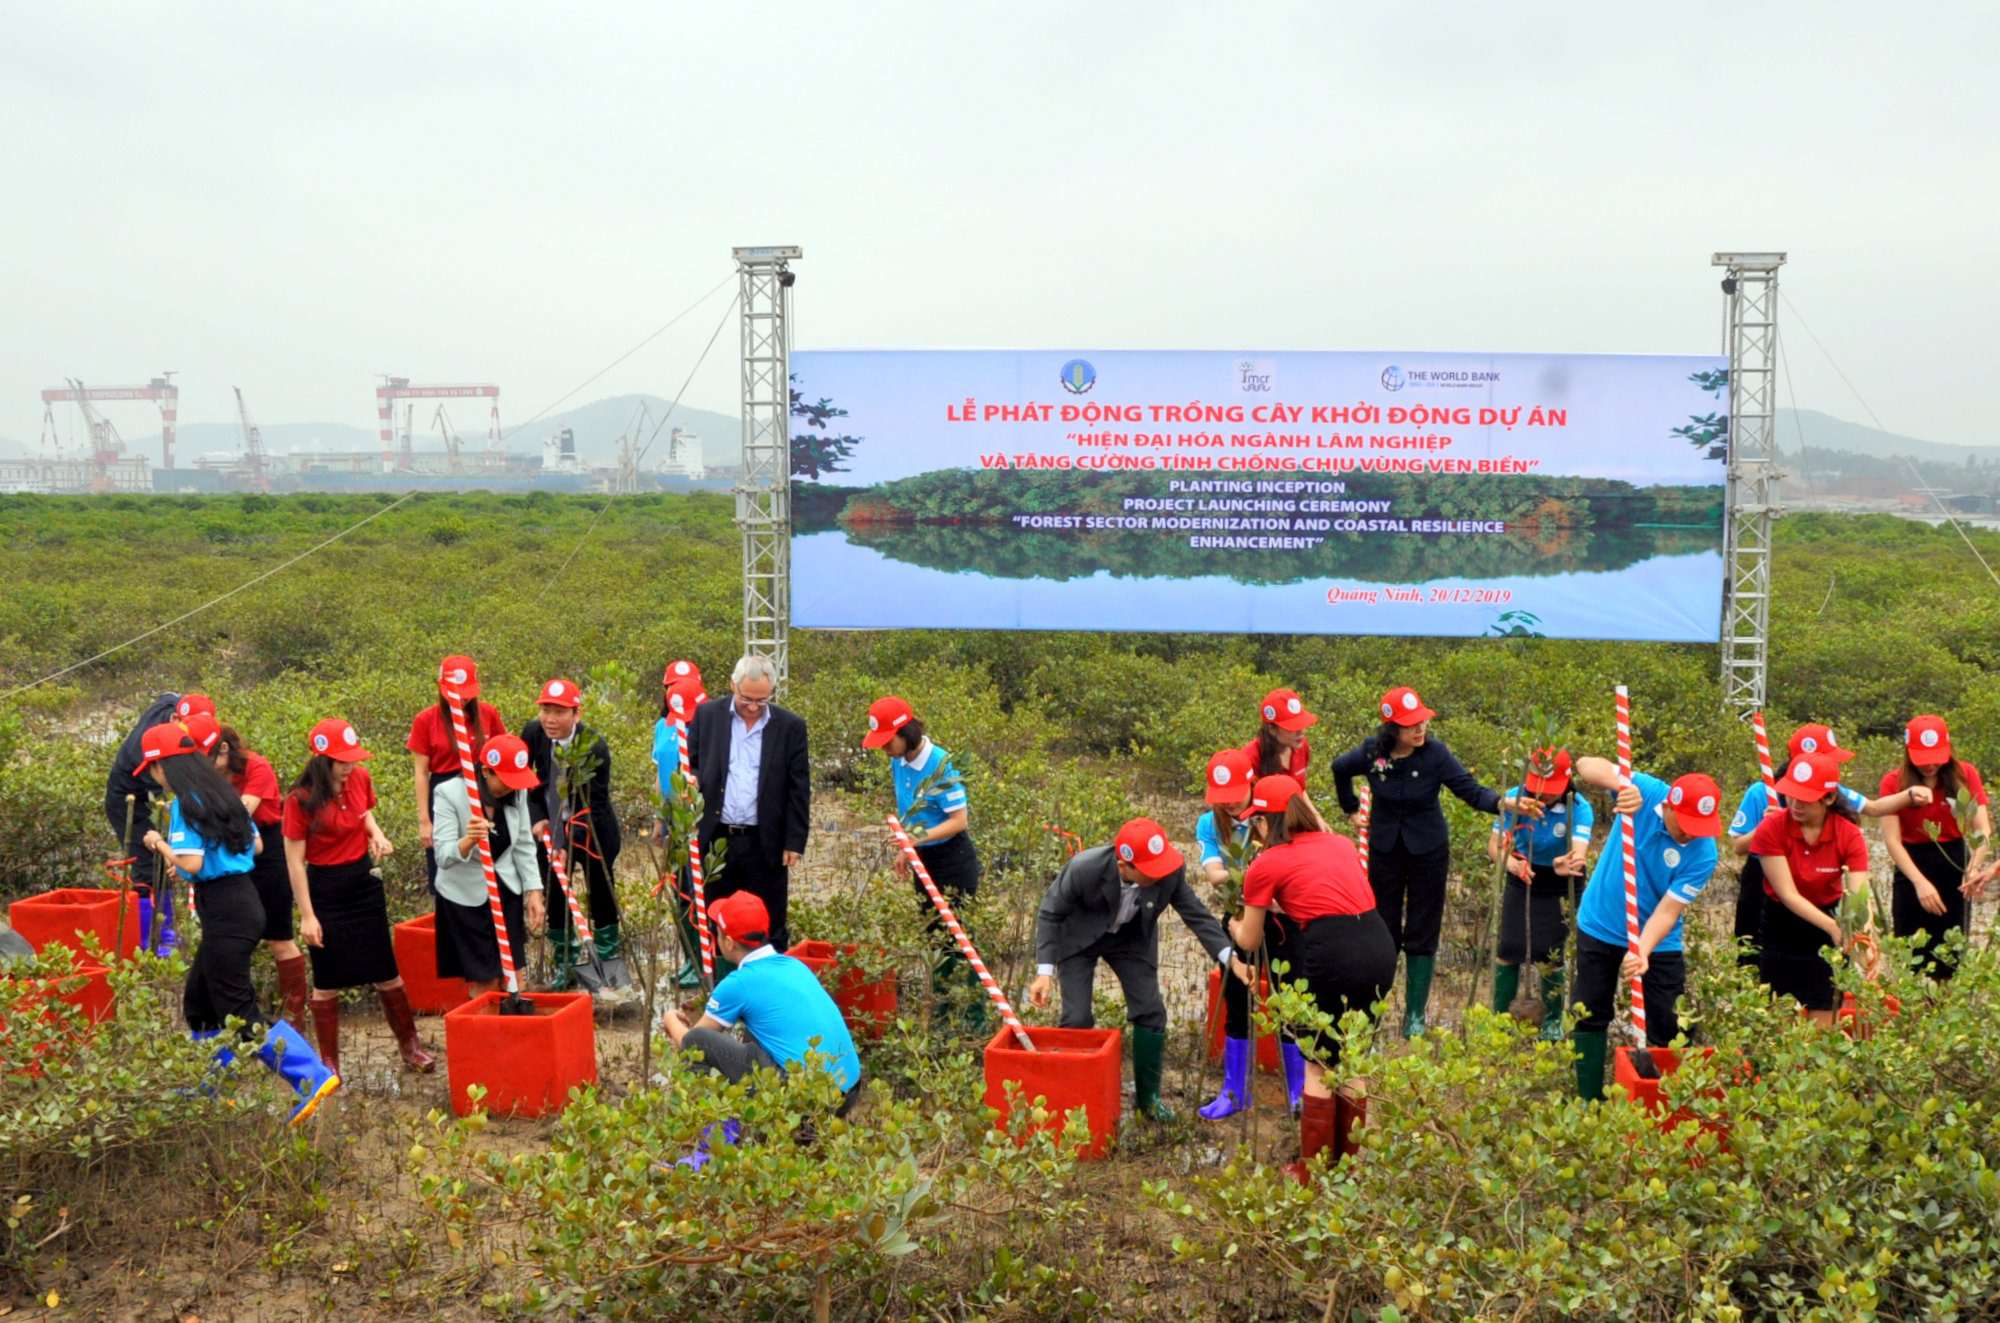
1380 365 1406 392
1059 359 1097 394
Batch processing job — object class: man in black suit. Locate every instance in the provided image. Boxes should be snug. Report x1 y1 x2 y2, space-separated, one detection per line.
1026 817 1245 1120
688 654 811 959
521 678 630 996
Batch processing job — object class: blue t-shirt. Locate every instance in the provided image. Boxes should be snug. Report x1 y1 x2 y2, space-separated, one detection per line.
1728 779 1865 837
651 717 682 803
705 950 861 1091
893 740 968 842
1195 808 1252 868
165 797 258 882
1576 772 1718 954
1492 786 1595 867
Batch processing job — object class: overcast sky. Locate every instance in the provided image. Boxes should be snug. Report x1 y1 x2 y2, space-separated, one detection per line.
4 3 1994 455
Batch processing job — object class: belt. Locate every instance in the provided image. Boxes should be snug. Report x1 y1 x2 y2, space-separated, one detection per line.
722 823 759 836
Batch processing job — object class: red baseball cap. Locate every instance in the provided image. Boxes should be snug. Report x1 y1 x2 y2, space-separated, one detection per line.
863 695 915 750
1905 715 1953 768
175 693 216 722
437 654 480 699
477 734 540 791
180 712 222 756
537 678 581 709
1378 686 1436 726
1248 774 1304 815
1259 688 1317 732
1787 723 1853 765
1773 751 1841 805
1524 747 1573 797
307 719 371 763
662 658 703 689
1113 817 1183 880
1663 772 1724 836
710 891 770 945
136 722 200 772
663 678 708 723
1204 748 1257 805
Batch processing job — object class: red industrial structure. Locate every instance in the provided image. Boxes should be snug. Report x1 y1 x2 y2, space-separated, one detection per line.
40 375 179 469
376 377 500 468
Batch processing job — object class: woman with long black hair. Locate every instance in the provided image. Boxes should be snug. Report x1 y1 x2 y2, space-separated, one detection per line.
1881 715 1993 980
284 719 434 1077
409 655 505 897
1245 688 1315 781
208 721 310 1029
1751 750 1874 1026
431 734 547 996
135 724 338 1125
1331 686 1542 1037
1229 775 1396 1182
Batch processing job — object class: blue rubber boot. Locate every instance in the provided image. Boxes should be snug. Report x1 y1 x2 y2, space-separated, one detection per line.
138 897 154 954
258 1020 341 1126
155 886 179 957
671 1119 742 1172
1281 1042 1307 1115
1198 1037 1253 1120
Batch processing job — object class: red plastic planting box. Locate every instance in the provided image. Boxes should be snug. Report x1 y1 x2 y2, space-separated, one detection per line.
393 912 468 1014
1836 991 1901 1041
444 991 597 1118
787 939 899 1039
1615 1046 1750 1149
8 888 140 962
2 960 113 1077
1203 966 1282 1074
982 1025 1122 1159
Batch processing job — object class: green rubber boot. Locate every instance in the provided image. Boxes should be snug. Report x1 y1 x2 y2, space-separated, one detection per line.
1401 954 1435 1038
593 920 622 963
1538 970 1567 1042
672 903 703 989
547 928 576 992
1573 1028 1608 1101
1491 962 1520 1015
1132 1026 1174 1121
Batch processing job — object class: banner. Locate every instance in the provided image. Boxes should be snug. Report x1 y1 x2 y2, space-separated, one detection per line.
789 350 1729 641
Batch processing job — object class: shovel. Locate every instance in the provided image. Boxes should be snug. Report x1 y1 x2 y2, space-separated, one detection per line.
537 823 631 999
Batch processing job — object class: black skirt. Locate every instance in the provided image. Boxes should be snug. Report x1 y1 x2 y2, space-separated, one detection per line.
1758 893 1838 1012
249 821 293 942
1282 909 1398 1065
435 885 529 985
304 856 399 989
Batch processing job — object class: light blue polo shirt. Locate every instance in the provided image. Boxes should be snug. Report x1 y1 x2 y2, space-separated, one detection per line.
705 948 861 1091
1195 808 1252 868
1493 786 1595 867
892 739 968 842
1576 772 1718 954
652 717 683 802
166 797 258 881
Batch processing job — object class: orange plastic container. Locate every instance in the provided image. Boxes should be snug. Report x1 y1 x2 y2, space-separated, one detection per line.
1203 966 1281 1073
1 961 111 1077
787 939 899 1039
1836 991 1900 1041
8 888 140 962
393 913 468 1014
51 960 115 1024
982 1025 1122 1159
444 991 597 1118
1615 1046 1748 1149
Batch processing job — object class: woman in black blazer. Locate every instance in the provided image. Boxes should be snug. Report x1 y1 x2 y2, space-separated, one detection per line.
1331 686 1540 1037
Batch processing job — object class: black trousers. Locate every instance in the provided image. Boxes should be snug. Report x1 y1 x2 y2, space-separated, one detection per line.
681 1026 862 1117
1058 926 1167 1033
1496 865 1580 965
1285 911 1397 1064
103 788 163 908
1893 838 1968 980
1732 856 1767 967
1221 910 1301 1038
184 874 267 1038
1371 838 1451 956
1573 931 1685 1045
704 825 791 953
543 839 621 936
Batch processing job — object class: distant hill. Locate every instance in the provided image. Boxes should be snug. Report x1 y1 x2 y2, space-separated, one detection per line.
1777 409 2000 465
130 394 743 472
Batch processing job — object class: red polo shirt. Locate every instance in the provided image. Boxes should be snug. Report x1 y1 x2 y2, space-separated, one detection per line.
282 767 377 867
1243 829 1375 921
1879 763 1987 845
1241 737 1312 783
1750 809 1867 908
231 751 284 827
407 702 505 778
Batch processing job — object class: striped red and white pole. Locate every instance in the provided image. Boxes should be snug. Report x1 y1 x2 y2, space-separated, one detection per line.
1614 684 1647 1045
444 688 520 995
1356 784 1372 873
535 822 593 947
886 815 1035 1051
676 721 713 982
1750 710 1777 793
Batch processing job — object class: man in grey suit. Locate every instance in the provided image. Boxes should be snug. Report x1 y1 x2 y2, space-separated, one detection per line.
1026 816 1248 1120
